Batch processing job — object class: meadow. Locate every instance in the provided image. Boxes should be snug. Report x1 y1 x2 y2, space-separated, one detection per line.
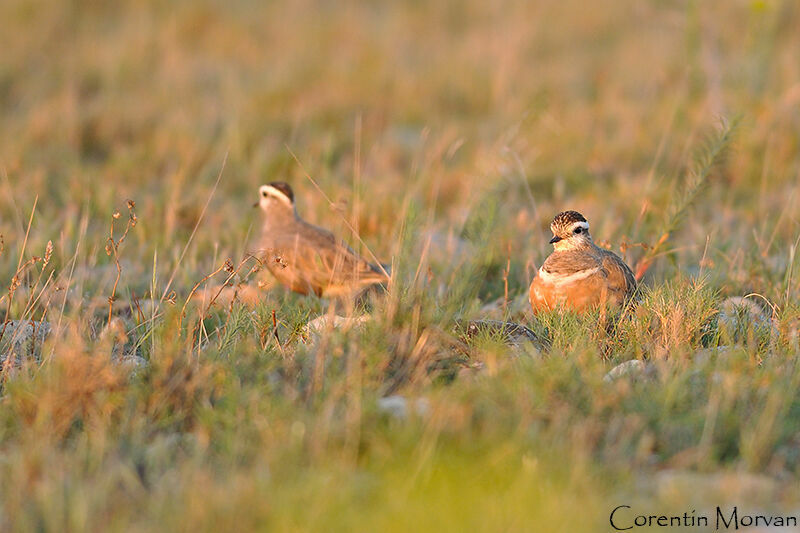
1 0 800 531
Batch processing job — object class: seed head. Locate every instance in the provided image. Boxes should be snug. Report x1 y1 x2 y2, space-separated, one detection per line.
44 240 53 266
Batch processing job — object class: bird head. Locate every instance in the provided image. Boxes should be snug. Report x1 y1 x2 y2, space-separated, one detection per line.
548 210 592 251
255 182 296 215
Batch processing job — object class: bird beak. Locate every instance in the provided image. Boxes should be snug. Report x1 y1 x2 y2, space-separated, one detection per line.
549 235 562 244
252 201 259 208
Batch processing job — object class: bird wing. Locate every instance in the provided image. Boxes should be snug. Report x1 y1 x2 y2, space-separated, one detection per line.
260 229 387 296
600 250 637 297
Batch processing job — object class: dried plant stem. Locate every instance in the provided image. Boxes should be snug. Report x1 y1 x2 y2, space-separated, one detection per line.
15 196 37 272
502 242 511 315
179 261 230 332
105 201 137 324
185 255 261 346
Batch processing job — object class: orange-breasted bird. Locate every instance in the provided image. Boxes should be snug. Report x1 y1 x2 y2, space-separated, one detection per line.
529 210 636 313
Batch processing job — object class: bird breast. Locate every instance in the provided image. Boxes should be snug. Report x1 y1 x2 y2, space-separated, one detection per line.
536 266 601 286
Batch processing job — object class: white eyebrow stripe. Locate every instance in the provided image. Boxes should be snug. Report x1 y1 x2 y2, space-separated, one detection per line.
568 221 590 232
262 185 293 207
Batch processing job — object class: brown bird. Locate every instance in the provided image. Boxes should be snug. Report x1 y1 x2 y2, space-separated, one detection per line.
253 182 390 299
529 211 636 313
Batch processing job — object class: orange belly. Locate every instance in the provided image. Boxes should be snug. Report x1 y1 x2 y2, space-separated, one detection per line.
529 272 622 313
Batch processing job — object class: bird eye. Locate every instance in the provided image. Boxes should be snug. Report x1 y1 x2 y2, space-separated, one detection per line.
262 190 268 198
574 227 582 234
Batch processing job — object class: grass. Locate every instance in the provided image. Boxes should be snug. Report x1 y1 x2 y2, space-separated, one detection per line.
1 0 800 530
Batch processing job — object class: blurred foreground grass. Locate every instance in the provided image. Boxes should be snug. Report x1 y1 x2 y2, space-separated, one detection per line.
1 0 800 530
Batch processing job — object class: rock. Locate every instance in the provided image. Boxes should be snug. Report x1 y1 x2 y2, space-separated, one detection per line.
603 360 654 383
457 319 544 352
0 320 52 364
99 317 129 359
305 314 369 331
377 395 430 419
0 318 149 372
718 296 777 344
98 317 149 373
118 354 148 376
304 314 369 338
691 345 737 366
